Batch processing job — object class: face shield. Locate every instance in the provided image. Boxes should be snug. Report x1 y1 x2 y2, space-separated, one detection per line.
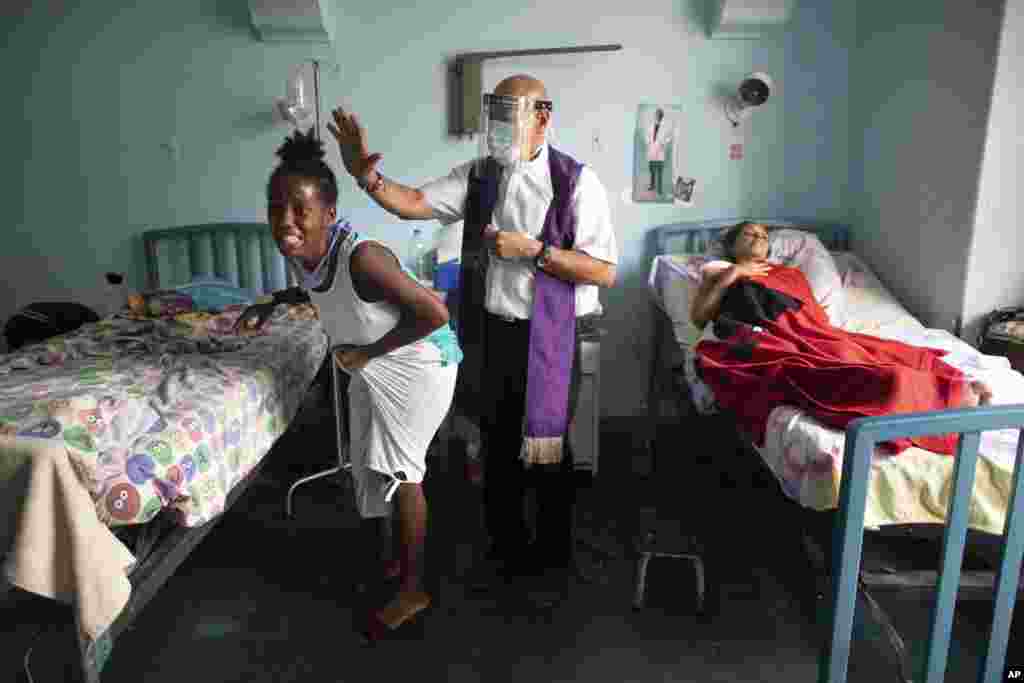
477 94 552 175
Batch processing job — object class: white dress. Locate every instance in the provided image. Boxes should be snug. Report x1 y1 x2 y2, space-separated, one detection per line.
294 229 460 517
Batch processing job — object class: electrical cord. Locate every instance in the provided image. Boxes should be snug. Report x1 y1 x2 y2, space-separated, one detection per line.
22 623 46 683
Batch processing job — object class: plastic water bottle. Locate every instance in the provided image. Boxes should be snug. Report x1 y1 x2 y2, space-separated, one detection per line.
407 228 436 284
408 228 430 284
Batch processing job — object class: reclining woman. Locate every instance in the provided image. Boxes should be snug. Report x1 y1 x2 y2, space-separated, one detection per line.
690 221 991 455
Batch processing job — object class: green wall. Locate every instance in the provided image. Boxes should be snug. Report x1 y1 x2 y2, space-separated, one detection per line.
2 0 854 416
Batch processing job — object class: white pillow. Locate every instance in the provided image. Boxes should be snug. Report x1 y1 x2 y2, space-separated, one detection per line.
653 231 848 347
651 253 710 347
831 251 923 333
767 229 846 327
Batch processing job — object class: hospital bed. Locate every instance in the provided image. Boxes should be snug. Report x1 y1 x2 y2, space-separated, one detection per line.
1 223 328 682
645 218 1024 680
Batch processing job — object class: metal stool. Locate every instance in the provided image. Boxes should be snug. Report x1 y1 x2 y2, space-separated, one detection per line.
286 345 350 518
632 393 710 612
632 527 705 611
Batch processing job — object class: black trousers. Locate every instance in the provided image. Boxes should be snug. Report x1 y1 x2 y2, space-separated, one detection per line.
481 312 580 568
648 160 665 194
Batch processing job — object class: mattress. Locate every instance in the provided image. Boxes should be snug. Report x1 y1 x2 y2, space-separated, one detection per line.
0 303 328 670
0 304 327 529
648 250 1023 535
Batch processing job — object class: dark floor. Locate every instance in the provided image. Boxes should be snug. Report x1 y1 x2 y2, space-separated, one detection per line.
5 419 1021 683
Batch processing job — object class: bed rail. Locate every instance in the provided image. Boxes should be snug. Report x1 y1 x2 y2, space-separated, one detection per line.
821 405 1024 683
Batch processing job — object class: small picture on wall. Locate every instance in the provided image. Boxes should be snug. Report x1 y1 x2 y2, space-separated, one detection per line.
633 104 687 204
673 176 696 206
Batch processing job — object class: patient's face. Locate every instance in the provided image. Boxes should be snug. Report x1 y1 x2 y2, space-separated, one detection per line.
732 223 769 261
268 175 336 265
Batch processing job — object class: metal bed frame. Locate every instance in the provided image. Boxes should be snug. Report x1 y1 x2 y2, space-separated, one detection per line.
6 223 321 682
642 218 1022 680
286 345 350 519
822 407 1024 683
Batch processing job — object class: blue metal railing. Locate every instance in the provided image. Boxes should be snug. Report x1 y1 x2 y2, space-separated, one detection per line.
820 405 1024 683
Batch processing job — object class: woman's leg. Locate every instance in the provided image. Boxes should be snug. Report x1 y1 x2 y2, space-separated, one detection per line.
372 482 431 630
394 482 428 594
357 516 391 591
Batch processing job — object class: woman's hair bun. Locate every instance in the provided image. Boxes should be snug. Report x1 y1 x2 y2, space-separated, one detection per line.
275 128 325 166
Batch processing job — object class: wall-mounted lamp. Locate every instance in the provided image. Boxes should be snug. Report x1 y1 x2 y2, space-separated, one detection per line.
724 72 774 127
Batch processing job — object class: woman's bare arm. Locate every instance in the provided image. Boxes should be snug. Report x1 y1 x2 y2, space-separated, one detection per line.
349 242 449 359
690 260 772 330
690 268 737 331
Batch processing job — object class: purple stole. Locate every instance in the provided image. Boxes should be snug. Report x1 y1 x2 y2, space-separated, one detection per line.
457 147 582 464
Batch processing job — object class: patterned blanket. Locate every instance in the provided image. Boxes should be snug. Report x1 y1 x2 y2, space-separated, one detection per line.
0 303 327 678
0 304 326 528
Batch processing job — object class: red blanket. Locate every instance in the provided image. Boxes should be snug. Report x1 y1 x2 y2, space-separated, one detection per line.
695 265 966 455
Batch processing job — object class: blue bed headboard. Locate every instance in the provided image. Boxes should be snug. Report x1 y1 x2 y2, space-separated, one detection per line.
142 223 296 296
650 217 851 256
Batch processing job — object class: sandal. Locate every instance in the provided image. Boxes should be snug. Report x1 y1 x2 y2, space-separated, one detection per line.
360 591 432 644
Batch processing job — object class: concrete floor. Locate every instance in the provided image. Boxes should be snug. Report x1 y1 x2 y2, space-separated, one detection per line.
6 420 1021 682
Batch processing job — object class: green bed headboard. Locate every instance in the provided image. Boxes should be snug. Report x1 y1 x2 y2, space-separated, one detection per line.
142 223 296 295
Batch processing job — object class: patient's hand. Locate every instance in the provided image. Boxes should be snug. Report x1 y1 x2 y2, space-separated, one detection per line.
729 259 773 282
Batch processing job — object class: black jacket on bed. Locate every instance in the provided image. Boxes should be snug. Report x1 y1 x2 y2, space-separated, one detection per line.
711 280 803 360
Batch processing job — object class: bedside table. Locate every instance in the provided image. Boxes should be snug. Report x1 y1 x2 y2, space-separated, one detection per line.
979 320 1024 373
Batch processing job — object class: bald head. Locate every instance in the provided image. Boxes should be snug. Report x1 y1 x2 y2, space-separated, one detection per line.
494 74 547 100
492 74 551 157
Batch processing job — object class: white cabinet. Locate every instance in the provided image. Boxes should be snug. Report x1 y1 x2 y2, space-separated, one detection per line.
707 0 795 39
248 0 334 43
571 335 603 476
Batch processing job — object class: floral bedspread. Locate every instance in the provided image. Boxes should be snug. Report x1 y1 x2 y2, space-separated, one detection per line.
0 304 327 528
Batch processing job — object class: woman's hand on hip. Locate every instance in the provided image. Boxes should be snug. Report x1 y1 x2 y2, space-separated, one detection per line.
334 345 372 372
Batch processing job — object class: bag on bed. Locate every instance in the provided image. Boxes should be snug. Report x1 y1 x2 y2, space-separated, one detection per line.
4 302 100 351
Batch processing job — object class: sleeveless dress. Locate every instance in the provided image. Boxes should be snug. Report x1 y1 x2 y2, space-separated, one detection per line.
292 228 461 517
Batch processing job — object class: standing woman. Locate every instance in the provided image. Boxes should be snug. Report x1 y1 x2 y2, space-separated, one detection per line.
237 129 461 641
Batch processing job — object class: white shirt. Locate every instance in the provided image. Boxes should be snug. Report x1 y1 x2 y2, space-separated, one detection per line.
421 143 618 320
646 121 672 162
